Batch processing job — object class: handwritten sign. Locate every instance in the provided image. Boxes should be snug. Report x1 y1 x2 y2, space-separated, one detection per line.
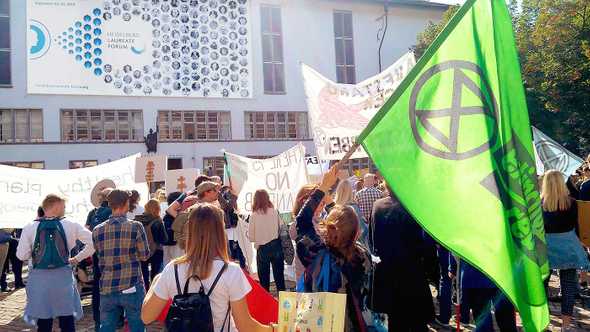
165 169 200 195
135 155 167 183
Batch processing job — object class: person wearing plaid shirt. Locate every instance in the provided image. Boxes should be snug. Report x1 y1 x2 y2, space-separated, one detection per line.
92 189 150 332
354 173 383 223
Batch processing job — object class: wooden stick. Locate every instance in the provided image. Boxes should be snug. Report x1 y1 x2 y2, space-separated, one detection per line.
335 142 361 170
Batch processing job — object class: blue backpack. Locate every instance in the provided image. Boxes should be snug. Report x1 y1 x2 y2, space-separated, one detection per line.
32 218 69 269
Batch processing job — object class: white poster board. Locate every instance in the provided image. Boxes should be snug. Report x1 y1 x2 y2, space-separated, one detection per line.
165 168 200 195
301 52 416 160
225 144 308 213
135 155 167 183
0 154 148 228
27 0 253 98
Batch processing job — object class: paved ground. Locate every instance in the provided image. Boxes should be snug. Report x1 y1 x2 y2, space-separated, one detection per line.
1 272 589 331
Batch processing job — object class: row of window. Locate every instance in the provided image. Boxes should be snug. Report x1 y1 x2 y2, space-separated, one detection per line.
0 109 310 143
0 2 356 89
1 157 376 179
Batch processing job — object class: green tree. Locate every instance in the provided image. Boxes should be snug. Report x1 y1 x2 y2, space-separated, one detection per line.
412 5 459 59
412 1 590 156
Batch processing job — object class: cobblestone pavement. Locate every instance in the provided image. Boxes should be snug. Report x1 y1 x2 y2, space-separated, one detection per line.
1 273 589 331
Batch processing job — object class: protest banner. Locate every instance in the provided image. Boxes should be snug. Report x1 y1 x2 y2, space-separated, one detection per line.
278 291 346 332
532 126 583 177
164 169 200 195
0 154 148 228
305 155 330 183
301 52 416 160
135 155 167 183
225 144 308 213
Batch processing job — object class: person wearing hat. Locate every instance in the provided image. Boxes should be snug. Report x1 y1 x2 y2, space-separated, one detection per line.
86 180 115 332
196 181 220 204
92 189 150 332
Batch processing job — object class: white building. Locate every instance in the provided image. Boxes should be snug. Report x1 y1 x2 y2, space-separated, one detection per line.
0 0 448 176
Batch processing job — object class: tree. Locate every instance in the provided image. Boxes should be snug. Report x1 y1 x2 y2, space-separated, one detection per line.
412 5 459 59
412 1 590 157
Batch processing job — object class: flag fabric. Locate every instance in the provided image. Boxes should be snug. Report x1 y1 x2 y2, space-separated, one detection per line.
532 126 583 177
357 0 549 330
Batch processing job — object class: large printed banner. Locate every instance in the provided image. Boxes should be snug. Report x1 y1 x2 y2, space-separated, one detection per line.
27 0 253 98
0 155 148 228
225 144 308 213
533 127 583 176
301 52 416 160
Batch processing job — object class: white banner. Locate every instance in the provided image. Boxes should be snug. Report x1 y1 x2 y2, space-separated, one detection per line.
27 0 253 98
225 144 308 213
301 52 416 160
533 126 583 177
135 155 167 183
165 168 199 195
0 155 148 228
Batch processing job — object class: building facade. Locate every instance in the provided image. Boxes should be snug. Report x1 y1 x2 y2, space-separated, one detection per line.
0 0 447 175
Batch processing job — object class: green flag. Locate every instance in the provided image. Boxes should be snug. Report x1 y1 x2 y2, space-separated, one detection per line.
358 0 549 330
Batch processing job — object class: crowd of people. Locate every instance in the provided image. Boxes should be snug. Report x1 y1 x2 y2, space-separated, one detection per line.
0 155 589 332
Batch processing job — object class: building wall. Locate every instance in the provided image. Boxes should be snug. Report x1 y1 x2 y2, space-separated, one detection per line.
0 0 446 170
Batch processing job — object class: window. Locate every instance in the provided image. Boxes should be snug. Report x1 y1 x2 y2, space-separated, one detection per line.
61 109 143 142
244 111 308 139
0 0 10 86
69 160 98 169
0 109 43 143
333 11 355 84
158 111 231 141
261 5 285 94
168 158 183 170
1 161 44 169
334 158 377 174
203 157 225 177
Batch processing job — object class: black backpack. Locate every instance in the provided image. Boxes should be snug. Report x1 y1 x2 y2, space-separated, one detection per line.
165 263 230 332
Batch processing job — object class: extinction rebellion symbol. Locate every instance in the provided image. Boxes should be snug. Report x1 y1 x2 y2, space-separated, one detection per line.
409 60 499 160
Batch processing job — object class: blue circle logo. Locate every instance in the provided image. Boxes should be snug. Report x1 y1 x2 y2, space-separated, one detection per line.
29 20 51 59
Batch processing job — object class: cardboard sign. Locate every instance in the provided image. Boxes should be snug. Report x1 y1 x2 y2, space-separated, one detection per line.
578 200 590 247
165 169 200 195
279 291 346 332
135 155 167 183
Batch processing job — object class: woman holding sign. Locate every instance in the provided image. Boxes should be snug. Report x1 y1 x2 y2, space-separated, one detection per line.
295 165 372 331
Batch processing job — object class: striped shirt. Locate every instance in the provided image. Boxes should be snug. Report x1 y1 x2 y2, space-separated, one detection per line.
92 215 150 295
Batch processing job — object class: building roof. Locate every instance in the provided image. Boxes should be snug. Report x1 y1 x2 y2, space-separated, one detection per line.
338 0 453 9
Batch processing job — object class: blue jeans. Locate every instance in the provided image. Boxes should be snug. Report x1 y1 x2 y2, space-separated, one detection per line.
99 285 145 332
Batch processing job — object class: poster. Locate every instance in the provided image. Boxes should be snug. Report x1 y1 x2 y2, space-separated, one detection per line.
135 155 167 183
165 168 199 195
0 154 148 228
225 144 308 213
27 0 253 98
301 52 416 160
532 126 583 176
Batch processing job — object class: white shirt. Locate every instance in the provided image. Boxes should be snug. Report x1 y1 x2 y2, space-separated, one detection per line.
248 208 279 248
16 218 95 263
127 205 145 221
153 260 251 332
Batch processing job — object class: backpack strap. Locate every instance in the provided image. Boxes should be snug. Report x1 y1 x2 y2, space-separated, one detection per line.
174 264 183 295
207 262 228 296
220 303 230 332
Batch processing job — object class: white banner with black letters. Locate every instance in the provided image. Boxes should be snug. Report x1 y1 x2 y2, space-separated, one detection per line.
225 144 308 213
0 154 148 228
301 52 416 160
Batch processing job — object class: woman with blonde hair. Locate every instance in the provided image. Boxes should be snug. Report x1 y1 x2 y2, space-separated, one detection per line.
142 204 274 332
135 199 168 290
334 180 370 249
541 170 589 329
295 166 372 331
248 189 285 292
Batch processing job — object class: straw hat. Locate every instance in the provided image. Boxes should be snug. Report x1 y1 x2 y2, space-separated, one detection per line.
91 179 116 207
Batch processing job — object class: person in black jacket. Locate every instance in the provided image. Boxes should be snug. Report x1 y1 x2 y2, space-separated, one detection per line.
135 199 168 290
370 188 435 332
